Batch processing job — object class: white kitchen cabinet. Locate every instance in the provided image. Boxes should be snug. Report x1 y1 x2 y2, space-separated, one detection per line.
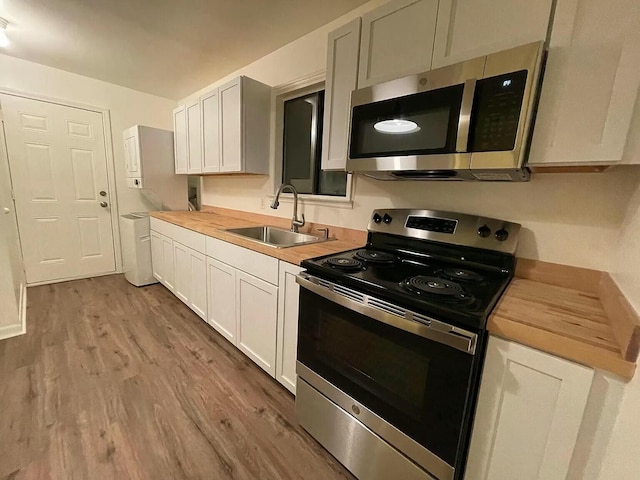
465 336 594 480
123 126 141 178
432 0 553 68
186 100 202 174
206 257 237 343
150 230 164 283
236 270 278 376
276 262 303 394
201 89 221 173
161 235 175 292
173 106 188 174
173 241 207 320
357 0 438 88
321 18 361 172
173 241 191 305
528 0 640 166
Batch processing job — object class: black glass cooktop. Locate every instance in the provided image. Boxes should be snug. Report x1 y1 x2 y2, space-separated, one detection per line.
301 247 513 330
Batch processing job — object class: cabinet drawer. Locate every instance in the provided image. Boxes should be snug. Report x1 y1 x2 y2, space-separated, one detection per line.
150 218 206 254
206 236 279 285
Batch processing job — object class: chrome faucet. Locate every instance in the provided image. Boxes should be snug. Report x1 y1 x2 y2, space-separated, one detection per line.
271 183 305 233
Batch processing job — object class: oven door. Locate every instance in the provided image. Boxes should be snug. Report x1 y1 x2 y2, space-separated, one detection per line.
296 274 479 480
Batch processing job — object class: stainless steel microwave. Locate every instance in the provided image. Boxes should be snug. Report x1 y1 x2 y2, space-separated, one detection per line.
347 42 545 181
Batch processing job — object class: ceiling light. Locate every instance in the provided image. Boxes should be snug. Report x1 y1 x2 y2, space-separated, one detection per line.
374 119 421 134
0 18 9 48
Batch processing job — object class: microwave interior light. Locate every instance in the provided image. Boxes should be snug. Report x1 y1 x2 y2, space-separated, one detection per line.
374 119 421 134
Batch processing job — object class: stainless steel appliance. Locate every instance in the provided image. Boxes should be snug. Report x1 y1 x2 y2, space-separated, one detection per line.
295 209 521 480
347 42 545 181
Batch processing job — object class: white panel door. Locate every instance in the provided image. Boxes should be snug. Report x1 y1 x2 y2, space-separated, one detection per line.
236 270 278 376
188 249 207 320
206 257 237 343
0 94 116 285
173 106 188 174
201 89 221 173
276 262 302 394
173 241 190 305
150 230 164 284
122 126 141 178
219 78 243 173
0 117 25 333
432 0 553 68
161 234 175 292
465 337 594 480
186 100 202 174
321 18 361 171
358 0 438 88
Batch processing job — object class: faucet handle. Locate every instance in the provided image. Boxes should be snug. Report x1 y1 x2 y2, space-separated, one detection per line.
315 227 329 240
293 213 305 227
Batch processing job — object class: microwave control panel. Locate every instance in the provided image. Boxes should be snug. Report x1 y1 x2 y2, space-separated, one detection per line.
469 69 528 152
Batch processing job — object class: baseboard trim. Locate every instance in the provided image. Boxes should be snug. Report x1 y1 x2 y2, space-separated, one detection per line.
0 283 26 340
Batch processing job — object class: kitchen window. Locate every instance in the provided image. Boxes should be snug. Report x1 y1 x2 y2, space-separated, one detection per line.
275 81 351 203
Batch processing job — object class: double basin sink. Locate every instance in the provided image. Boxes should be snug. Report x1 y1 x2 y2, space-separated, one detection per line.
224 225 328 249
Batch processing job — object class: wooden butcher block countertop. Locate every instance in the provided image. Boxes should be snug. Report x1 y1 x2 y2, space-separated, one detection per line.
489 259 640 380
150 206 366 267
151 207 639 380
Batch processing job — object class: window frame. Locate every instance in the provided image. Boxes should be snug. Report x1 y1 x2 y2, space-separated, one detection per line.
272 74 353 207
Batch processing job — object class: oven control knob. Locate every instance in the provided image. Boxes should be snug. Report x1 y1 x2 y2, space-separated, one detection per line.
383 214 392 224
495 229 509 241
477 224 491 238
373 213 382 224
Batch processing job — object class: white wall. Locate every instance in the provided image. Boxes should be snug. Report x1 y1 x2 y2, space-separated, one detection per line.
0 53 176 217
185 0 640 272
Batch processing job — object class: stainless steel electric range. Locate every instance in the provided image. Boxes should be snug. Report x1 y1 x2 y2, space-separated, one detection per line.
295 209 520 480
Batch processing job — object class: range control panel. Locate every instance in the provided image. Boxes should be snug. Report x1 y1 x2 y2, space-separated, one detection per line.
368 209 521 255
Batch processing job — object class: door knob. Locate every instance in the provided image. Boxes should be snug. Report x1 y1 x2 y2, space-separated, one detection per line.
100 201 108 208
3 207 10 215
99 190 107 197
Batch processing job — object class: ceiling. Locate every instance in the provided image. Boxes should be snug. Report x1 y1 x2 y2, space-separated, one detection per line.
0 0 370 100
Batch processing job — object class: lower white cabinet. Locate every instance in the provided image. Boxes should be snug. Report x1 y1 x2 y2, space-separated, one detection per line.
236 270 279 376
276 262 303 394
173 241 190 304
206 257 237 343
172 241 207 320
465 336 594 480
150 230 175 293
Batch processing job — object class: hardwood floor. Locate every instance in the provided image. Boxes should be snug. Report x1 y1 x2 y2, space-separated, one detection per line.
0 275 353 480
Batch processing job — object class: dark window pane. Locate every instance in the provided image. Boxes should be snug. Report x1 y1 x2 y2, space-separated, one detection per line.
318 170 348 196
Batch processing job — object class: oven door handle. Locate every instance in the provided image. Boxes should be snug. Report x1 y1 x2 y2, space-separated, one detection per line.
456 78 477 153
296 273 477 355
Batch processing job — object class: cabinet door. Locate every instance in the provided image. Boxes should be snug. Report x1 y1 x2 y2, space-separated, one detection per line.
432 0 553 68
161 234 175 292
528 0 640 166
189 249 207 320
276 262 303 394
206 257 237 344
358 0 438 88
123 127 141 177
236 270 278 376
173 106 188 174
150 230 164 283
173 241 190 304
186 100 202 174
201 89 221 173
321 18 361 172
219 77 243 173
465 337 594 480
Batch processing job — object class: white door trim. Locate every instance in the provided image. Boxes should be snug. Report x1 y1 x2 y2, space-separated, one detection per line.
0 86 123 277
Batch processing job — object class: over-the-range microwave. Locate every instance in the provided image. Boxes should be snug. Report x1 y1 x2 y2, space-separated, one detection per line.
347 41 545 181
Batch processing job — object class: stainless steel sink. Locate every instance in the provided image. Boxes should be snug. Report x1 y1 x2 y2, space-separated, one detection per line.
224 225 328 248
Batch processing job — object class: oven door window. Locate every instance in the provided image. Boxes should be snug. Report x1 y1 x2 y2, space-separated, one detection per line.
349 84 464 159
298 288 474 467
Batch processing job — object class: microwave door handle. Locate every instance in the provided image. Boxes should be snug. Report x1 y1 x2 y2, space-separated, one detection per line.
456 78 477 153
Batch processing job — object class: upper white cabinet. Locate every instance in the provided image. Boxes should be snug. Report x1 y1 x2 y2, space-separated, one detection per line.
201 89 221 173
358 0 438 88
186 100 202 174
174 76 271 175
172 106 188 174
432 0 553 68
528 0 640 166
465 336 594 480
321 18 361 172
276 262 303 394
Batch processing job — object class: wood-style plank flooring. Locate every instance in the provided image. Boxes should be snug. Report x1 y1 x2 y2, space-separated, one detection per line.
0 275 353 480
